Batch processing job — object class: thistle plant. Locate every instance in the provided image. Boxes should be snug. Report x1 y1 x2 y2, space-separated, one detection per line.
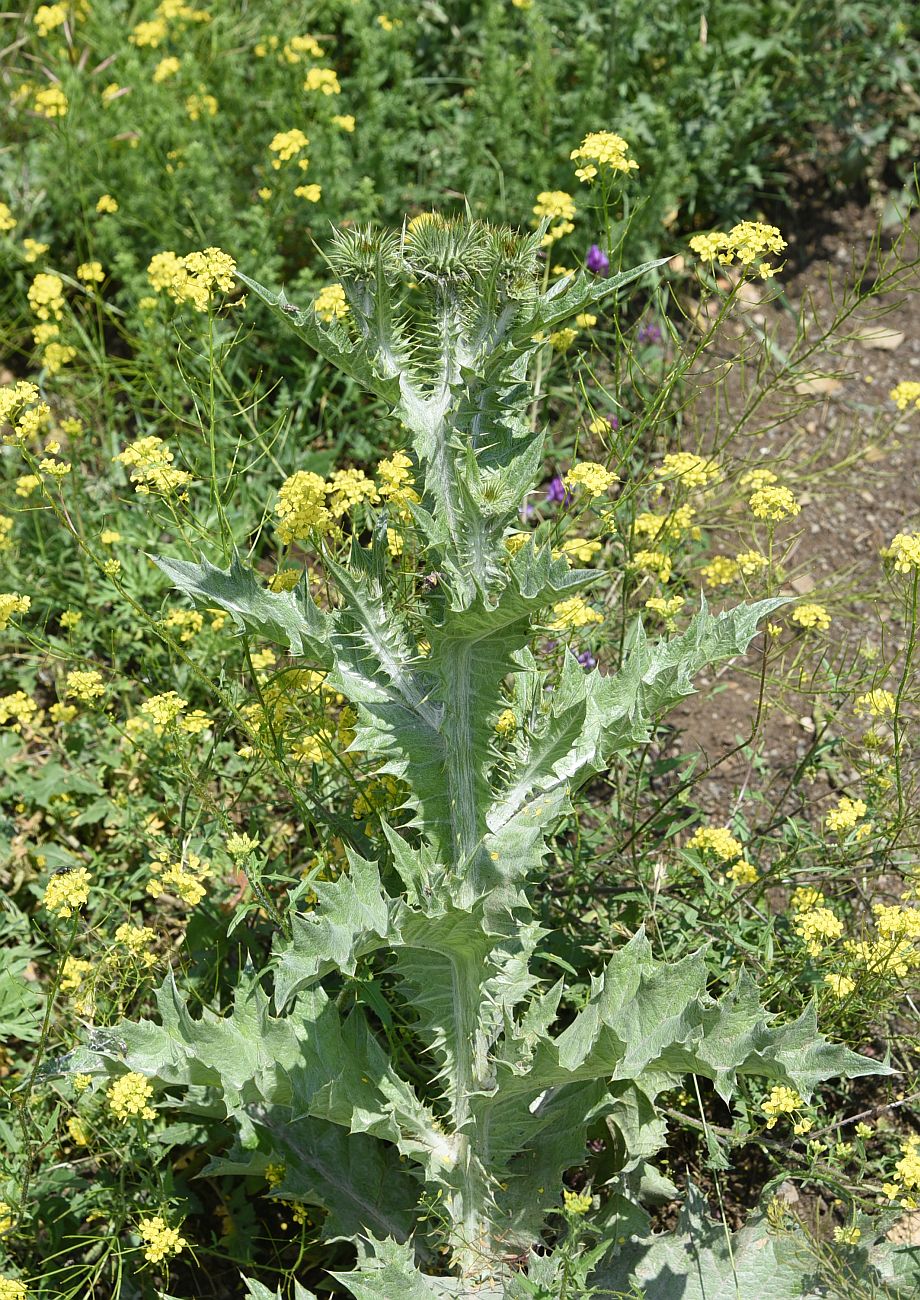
65 218 894 1296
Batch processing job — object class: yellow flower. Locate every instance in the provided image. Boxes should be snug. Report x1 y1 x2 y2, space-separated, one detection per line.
15 475 41 498
634 549 672 582
0 593 30 630
139 690 188 732
794 905 844 956
749 484 800 521
548 327 577 351
0 1278 28 1299
22 238 49 262
735 550 768 576
100 529 121 545
884 531 920 574
700 555 739 587
645 594 684 622
101 82 124 106
854 689 896 718
275 470 333 542
548 597 603 631
294 183 322 202
0 203 16 233
130 17 168 46
33 86 68 118
304 67 340 94
313 283 348 321
185 90 218 120
76 261 105 285
791 603 831 632
107 1071 156 1120
139 1214 188 1265
555 537 602 565
28 272 65 321
332 114 355 132
61 955 92 992
494 708 516 738
570 131 638 182
656 452 720 488
226 832 260 858
889 381 920 412
43 867 92 918
690 221 786 278
65 669 105 702
268 128 310 166
153 56 181 83
115 435 192 495
825 973 856 999
563 1188 593 1215
761 1084 804 1129
532 191 576 222
687 826 744 863
147 853 210 906
94 194 118 216
34 3 68 36
564 461 618 499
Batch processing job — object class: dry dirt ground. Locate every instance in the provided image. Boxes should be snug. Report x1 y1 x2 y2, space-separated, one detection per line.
671 198 920 815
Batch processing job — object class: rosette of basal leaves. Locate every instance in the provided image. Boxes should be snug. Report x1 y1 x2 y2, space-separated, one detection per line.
65 218 893 1297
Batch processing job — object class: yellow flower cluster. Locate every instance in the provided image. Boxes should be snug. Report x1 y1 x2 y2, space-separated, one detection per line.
0 593 30 630
108 1071 156 1121
226 832 260 857
0 203 15 232
890 381 920 412
548 596 603 631
1 381 50 444
28 272 65 321
327 467 379 516
314 283 349 321
825 795 868 834
690 221 787 279
304 67 340 94
43 867 92 917
825 973 856 999
854 688 896 718
532 190 576 245
563 1188 593 1215
0 1279 27 1299
884 531 920 574
138 690 211 736
96 193 118 214
0 691 40 730
76 261 105 285
656 452 720 488
147 852 211 906
687 825 743 861
634 550 672 583
61 956 92 993
761 1085 804 1129
749 484 800 521
376 450 419 519
153 55 181 82
494 708 516 738
269 128 310 168
555 538 602 565
645 594 684 621
563 460 618 499
570 131 638 183
275 470 332 542
114 922 158 966
138 1215 189 1263
34 3 69 36
793 899 844 956
633 506 697 544
884 1135 920 1207
147 247 236 311
115 436 192 496
65 669 105 702
32 85 69 118
790 602 831 632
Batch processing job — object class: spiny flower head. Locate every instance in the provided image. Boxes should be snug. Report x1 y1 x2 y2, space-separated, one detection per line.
43 867 92 917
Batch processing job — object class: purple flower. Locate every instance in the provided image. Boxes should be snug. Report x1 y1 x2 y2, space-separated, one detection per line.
586 243 610 277
605 414 619 431
637 321 663 345
545 475 572 506
576 649 596 670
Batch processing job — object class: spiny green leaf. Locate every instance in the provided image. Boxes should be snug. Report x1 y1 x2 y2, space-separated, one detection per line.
153 551 331 660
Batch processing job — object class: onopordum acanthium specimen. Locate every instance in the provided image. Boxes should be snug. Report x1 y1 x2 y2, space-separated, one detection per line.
68 219 895 1297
